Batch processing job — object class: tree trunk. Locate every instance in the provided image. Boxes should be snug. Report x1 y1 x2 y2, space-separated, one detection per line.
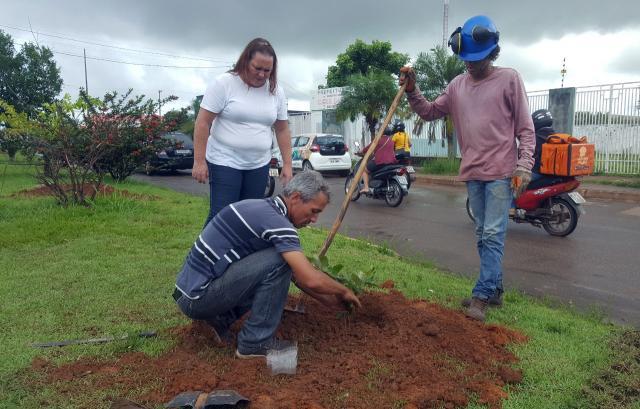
365 113 377 146
445 115 457 159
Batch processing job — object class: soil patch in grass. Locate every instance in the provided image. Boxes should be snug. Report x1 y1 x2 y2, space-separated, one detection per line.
27 288 527 409
13 183 157 200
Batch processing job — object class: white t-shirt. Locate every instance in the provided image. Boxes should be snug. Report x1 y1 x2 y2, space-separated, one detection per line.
200 72 288 169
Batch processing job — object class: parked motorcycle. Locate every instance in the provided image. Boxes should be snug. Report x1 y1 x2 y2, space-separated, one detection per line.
264 157 280 197
344 155 410 207
465 175 586 236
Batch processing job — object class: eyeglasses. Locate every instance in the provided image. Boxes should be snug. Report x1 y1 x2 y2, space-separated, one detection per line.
448 26 500 55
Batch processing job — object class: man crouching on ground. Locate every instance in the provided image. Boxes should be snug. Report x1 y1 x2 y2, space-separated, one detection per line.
173 170 361 359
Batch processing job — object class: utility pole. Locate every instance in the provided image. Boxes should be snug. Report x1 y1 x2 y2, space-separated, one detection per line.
83 48 88 93
158 90 162 116
560 57 567 88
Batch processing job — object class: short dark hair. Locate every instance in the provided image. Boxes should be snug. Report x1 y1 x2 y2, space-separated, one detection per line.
231 38 278 94
487 45 500 62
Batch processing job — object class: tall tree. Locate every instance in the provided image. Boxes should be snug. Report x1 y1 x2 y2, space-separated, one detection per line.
326 39 408 88
412 45 465 158
329 40 408 143
336 71 398 143
0 30 62 117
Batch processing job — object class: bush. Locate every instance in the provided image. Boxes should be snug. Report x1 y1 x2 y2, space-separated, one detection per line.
92 90 177 182
19 90 177 206
420 157 460 175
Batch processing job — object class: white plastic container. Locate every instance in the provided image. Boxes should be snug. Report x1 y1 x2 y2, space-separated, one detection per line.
266 343 298 375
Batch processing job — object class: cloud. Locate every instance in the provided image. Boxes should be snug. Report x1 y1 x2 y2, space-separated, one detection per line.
2 0 639 111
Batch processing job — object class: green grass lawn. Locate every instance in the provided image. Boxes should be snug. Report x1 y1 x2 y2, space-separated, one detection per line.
1 156 637 409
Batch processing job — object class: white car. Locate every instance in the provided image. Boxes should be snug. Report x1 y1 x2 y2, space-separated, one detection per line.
291 133 351 176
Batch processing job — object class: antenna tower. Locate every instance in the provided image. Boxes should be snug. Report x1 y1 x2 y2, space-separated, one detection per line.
442 0 450 48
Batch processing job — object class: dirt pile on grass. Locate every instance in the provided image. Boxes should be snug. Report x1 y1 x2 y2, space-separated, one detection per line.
30 289 527 409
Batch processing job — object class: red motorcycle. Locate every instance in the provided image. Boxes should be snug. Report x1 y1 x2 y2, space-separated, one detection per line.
466 175 586 236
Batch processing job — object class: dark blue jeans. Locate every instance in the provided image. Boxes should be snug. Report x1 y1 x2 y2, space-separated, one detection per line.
204 161 270 227
175 247 292 351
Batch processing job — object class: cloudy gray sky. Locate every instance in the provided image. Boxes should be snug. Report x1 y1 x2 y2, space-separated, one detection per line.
3 0 639 112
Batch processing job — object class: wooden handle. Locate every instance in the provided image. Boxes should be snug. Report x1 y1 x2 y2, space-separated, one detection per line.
318 83 407 257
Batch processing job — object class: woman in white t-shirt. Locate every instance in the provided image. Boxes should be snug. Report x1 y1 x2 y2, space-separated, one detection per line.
192 38 293 225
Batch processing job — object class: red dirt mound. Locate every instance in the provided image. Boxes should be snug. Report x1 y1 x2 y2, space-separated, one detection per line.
30 290 527 409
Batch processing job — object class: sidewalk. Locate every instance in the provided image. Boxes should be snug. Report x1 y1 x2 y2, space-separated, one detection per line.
414 174 640 204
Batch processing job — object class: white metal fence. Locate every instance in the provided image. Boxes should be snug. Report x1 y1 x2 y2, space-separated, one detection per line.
526 83 640 174
574 82 640 175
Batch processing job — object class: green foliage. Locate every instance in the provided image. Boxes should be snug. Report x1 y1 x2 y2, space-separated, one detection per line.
421 157 461 175
307 254 376 295
163 107 191 131
326 39 408 88
0 30 62 118
27 94 110 206
336 70 398 140
0 101 37 160
412 45 465 158
92 89 177 181
413 45 465 101
327 39 407 143
19 89 176 205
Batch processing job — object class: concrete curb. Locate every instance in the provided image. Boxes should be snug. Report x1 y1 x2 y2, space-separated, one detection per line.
414 175 640 204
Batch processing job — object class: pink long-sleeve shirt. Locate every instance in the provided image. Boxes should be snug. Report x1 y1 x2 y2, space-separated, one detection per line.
407 67 535 181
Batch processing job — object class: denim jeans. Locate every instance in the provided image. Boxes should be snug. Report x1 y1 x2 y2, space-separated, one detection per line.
175 247 292 350
204 162 270 227
466 178 511 300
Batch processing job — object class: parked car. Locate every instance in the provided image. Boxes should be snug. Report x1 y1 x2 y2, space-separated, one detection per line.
291 133 351 176
144 132 194 175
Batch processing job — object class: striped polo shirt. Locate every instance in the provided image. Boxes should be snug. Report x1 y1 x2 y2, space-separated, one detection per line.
175 195 301 299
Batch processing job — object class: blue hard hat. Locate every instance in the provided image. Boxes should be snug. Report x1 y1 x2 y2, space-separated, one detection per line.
448 15 500 62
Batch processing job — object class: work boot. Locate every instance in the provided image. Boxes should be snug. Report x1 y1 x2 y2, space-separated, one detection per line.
465 297 488 322
461 290 503 308
235 339 295 360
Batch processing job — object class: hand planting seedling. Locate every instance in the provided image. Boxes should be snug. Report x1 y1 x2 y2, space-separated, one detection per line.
307 254 376 296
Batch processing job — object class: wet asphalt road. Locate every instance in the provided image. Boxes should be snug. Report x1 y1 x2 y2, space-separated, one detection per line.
134 171 640 327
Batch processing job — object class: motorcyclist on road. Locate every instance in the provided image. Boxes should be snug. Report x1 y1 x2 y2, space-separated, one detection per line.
531 109 555 176
392 121 411 161
360 126 397 194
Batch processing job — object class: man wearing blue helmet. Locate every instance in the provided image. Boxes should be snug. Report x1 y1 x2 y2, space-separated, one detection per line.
400 15 535 322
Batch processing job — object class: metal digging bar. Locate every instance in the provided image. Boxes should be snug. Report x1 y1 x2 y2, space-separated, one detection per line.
31 331 157 348
286 83 407 314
